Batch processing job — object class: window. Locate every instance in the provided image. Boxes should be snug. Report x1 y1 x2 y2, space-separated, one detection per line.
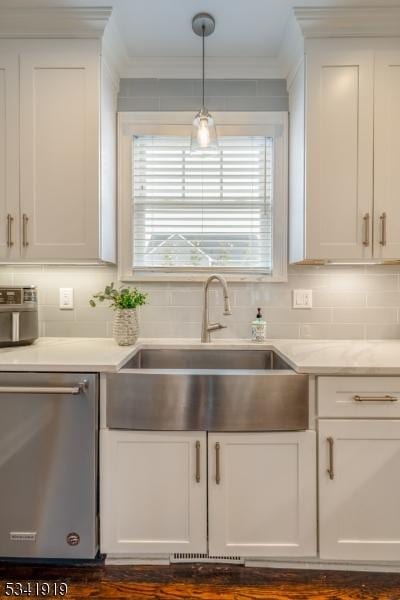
118 113 287 282
133 136 273 270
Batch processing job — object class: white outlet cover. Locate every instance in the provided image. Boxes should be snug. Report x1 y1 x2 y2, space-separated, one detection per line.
293 289 312 309
59 287 74 310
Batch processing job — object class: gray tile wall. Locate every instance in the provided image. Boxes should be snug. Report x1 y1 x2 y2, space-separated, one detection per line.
3 264 400 340
117 78 288 112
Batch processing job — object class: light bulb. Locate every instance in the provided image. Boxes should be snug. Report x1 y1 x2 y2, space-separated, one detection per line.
197 116 210 148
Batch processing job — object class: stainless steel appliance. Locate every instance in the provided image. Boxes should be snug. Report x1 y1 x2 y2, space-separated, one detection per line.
0 373 98 559
0 286 38 346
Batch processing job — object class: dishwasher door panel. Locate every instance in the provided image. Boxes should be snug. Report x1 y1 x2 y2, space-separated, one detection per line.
0 372 98 559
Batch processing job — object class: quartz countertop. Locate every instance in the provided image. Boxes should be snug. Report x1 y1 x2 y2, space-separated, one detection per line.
0 337 138 372
0 337 400 375
132 338 400 376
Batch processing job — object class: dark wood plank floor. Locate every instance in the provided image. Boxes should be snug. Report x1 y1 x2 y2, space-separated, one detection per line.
1 562 400 599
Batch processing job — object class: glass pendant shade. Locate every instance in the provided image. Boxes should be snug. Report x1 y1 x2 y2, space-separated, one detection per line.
191 109 218 152
191 13 218 152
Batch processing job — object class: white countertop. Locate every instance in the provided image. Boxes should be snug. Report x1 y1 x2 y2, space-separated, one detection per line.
0 337 400 375
137 338 400 375
0 337 138 372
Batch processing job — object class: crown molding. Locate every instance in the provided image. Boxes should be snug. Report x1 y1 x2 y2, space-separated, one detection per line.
0 7 113 38
277 13 304 88
102 12 129 81
120 56 285 79
294 6 400 38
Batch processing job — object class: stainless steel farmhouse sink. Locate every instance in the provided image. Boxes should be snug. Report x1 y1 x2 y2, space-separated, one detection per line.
123 348 292 370
106 348 308 432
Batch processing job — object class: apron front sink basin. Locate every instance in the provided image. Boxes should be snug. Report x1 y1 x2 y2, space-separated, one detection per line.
106 348 308 432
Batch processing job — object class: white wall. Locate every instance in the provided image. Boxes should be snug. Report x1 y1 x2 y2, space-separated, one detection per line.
2 264 400 339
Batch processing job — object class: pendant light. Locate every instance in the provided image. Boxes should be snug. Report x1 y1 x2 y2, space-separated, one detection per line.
191 13 218 151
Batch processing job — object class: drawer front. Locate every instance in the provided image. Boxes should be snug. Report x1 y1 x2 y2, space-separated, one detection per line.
318 377 400 418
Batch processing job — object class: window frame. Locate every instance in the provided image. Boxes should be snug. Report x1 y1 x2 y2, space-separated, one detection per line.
118 111 288 282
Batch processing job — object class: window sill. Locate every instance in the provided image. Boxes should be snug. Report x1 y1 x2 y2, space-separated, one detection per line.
120 271 288 283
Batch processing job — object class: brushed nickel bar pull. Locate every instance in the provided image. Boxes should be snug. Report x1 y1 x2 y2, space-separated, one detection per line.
215 442 221 485
380 212 387 246
22 214 29 247
7 214 13 247
327 437 334 480
195 440 201 483
0 383 87 395
353 394 398 402
362 213 370 246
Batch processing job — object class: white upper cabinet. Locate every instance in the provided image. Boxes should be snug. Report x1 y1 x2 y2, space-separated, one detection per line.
20 41 100 260
0 37 116 263
289 37 400 264
374 51 400 260
0 44 19 260
305 46 374 261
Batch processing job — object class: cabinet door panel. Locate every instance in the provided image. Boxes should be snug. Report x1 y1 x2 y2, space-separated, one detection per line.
374 52 400 259
306 49 374 260
0 44 19 259
20 40 99 260
208 431 316 557
100 430 207 555
319 420 400 561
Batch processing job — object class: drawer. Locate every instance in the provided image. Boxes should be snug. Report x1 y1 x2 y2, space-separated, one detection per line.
318 377 400 418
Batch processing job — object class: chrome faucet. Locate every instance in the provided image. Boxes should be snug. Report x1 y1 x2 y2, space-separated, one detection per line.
201 274 232 343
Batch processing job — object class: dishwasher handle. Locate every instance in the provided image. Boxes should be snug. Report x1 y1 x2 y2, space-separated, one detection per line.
0 381 87 395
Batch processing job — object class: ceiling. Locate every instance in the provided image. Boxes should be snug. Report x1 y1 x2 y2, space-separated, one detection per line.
1 0 399 59
0 0 398 77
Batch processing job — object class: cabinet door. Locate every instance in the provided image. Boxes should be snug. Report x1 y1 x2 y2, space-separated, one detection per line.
208 431 316 557
374 52 400 259
19 40 100 260
306 45 374 260
100 430 207 555
0 43 20 259
319 420 400 561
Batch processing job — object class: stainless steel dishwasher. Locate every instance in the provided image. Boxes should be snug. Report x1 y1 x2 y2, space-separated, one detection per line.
0 372 98 559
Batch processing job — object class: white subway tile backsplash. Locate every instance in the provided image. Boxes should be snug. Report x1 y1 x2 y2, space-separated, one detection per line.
1 263 400 340
332 307 397 324
366 324 400 339
299 323 365 340
367 291 400 306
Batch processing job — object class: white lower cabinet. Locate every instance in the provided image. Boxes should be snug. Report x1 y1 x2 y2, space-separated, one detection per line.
208 432 317 557
101 430 317 558
319 420 400 561
100 430 207 555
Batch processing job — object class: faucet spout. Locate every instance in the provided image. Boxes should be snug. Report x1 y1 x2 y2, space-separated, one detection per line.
201 274 232 343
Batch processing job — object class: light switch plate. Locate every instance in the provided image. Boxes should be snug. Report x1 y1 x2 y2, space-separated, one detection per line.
293 289 312 309
59 287 74 310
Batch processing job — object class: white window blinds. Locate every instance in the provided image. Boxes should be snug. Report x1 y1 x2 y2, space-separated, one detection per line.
132 135 273 271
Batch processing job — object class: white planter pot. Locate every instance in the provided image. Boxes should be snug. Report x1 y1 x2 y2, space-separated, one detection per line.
112 309 139 346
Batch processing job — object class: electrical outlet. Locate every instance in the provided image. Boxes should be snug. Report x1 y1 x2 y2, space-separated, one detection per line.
59 288 74 310
293 289 312 309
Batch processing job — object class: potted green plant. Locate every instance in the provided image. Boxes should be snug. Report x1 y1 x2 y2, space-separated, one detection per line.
90 283 148 346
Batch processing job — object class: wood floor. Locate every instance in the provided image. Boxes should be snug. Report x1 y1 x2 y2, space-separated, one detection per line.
1 562 400 600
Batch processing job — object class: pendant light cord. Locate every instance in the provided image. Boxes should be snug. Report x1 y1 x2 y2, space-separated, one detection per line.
202 24 205 111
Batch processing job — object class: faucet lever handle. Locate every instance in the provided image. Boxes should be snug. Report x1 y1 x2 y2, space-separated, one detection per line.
207 322 227 332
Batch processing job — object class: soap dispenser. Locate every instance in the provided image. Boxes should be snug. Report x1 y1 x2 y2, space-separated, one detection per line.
251 307 266 342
